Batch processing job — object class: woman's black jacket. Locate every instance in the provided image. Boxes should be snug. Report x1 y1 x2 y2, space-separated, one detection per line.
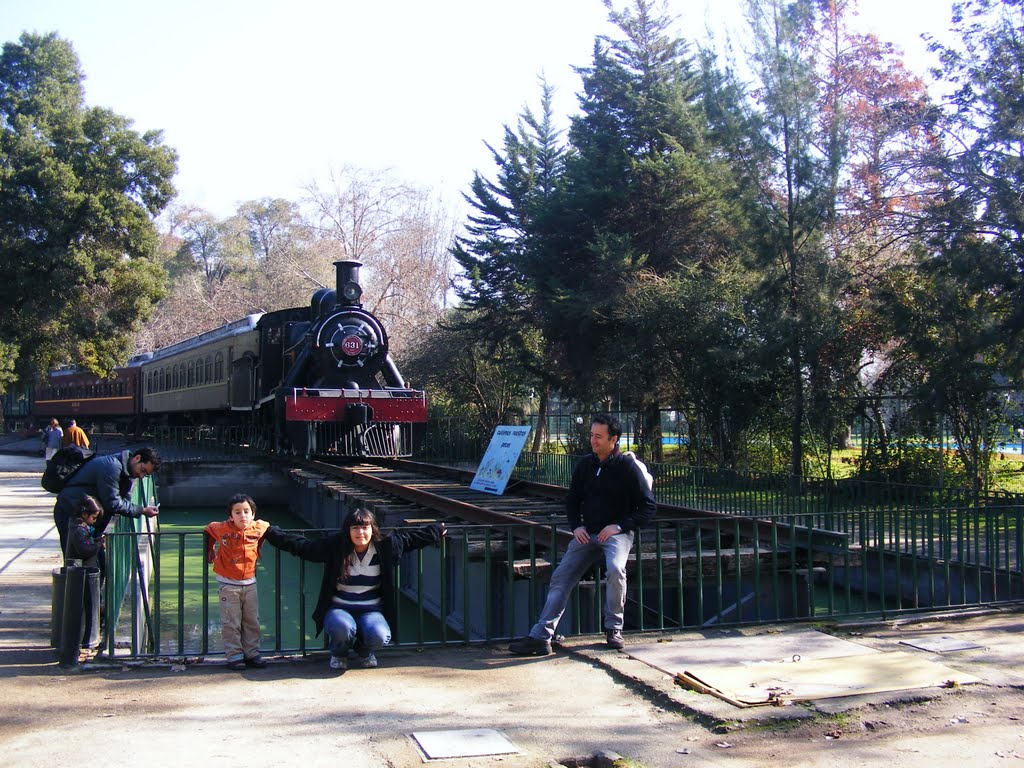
264 524 444 639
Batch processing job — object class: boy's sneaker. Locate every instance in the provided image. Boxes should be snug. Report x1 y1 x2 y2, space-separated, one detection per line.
508 636 553 656
329 655 347 671
244 655 267 668
226 658 246 671
357 652 378 669
605 629 625 649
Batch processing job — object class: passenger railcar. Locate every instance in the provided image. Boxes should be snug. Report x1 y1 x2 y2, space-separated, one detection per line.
32 358 145 433
140 314 262 423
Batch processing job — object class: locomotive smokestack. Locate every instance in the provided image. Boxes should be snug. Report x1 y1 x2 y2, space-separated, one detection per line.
335 260 363 305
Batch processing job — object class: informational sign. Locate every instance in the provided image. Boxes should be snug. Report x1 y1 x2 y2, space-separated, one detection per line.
470 425 531 495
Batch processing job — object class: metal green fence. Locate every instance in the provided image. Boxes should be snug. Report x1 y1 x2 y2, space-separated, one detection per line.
97 473 158 657
102 505 1024 659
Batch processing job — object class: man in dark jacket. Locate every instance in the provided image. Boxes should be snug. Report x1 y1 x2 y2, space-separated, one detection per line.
52 447 161 558
509 414 656 656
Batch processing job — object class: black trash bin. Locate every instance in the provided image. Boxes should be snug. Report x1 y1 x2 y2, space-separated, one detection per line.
50 567 65 649
82 566 101 650
51 564 101 655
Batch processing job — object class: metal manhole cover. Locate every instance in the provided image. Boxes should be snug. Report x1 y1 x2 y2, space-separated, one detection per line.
411 728 521 759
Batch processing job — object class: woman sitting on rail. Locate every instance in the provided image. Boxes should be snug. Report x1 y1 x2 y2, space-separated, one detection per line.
266 507 445 671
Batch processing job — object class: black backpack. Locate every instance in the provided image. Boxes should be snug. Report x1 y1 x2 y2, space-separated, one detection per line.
41 445 97 493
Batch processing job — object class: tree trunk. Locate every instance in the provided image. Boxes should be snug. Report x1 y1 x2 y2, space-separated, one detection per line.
643 401 663 463
531 389 549 452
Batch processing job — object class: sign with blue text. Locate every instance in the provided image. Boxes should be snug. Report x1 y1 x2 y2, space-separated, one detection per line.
470 425 532 495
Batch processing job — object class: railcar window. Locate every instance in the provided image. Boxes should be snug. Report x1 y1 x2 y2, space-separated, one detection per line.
205 355 213 382
146 372 152 394
188 361 194 387
215 352 223 382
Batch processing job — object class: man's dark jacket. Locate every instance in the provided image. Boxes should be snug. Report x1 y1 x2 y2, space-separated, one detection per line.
53 450 145 545
565 448 656 534
265 524 444 640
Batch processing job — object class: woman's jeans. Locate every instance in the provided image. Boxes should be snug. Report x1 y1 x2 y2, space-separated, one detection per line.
324 607 391 658
528 531 634 641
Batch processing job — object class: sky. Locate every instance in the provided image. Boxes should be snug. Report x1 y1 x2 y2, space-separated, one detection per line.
0 0 958 220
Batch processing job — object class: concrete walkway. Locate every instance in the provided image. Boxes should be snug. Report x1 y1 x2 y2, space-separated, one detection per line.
3 452 1024 767
0 454 62 657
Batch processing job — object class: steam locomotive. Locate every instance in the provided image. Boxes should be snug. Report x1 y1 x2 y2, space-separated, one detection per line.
30 260 427 457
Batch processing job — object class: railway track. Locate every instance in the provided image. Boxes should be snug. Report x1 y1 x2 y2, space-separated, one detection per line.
299 457 573 545
289 457 849 559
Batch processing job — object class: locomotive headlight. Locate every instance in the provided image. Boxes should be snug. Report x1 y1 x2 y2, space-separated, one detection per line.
341 281 362 303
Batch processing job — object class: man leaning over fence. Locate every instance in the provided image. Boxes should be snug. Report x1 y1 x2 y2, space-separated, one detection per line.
509 414 656 656
52 447 162 562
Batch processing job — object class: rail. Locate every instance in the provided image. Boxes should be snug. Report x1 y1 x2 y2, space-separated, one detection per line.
102 504 1024 659
95 473 158 656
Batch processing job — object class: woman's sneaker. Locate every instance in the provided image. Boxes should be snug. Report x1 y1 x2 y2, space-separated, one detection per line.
357 652 378 669
329 655 347 671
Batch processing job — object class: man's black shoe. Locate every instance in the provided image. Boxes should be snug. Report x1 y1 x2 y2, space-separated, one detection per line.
508 636 552 656
606 629 625 650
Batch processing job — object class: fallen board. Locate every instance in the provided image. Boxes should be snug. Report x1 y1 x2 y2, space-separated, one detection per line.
625 628 979 706
625 626 880 672
676 650 979 705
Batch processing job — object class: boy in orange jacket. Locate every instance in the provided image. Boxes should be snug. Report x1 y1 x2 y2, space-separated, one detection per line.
204 494 271 670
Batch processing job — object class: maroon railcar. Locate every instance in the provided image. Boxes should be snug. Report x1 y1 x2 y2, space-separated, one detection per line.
32 357 146 432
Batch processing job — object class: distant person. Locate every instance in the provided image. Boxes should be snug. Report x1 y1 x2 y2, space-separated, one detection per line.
204 494 271 670
509 414 656 656
52 447 161 559
66 495 104 567
266 507 445 671
42 418 63 460
62 419 90 449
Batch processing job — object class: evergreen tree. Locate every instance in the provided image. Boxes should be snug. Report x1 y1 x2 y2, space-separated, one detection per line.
928 0 1024 371
451 78 565 447
554 0 738 457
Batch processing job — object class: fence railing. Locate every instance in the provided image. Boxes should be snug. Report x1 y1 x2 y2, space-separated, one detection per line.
103 506 1024 659
96 474 157 657
148 425 270 462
